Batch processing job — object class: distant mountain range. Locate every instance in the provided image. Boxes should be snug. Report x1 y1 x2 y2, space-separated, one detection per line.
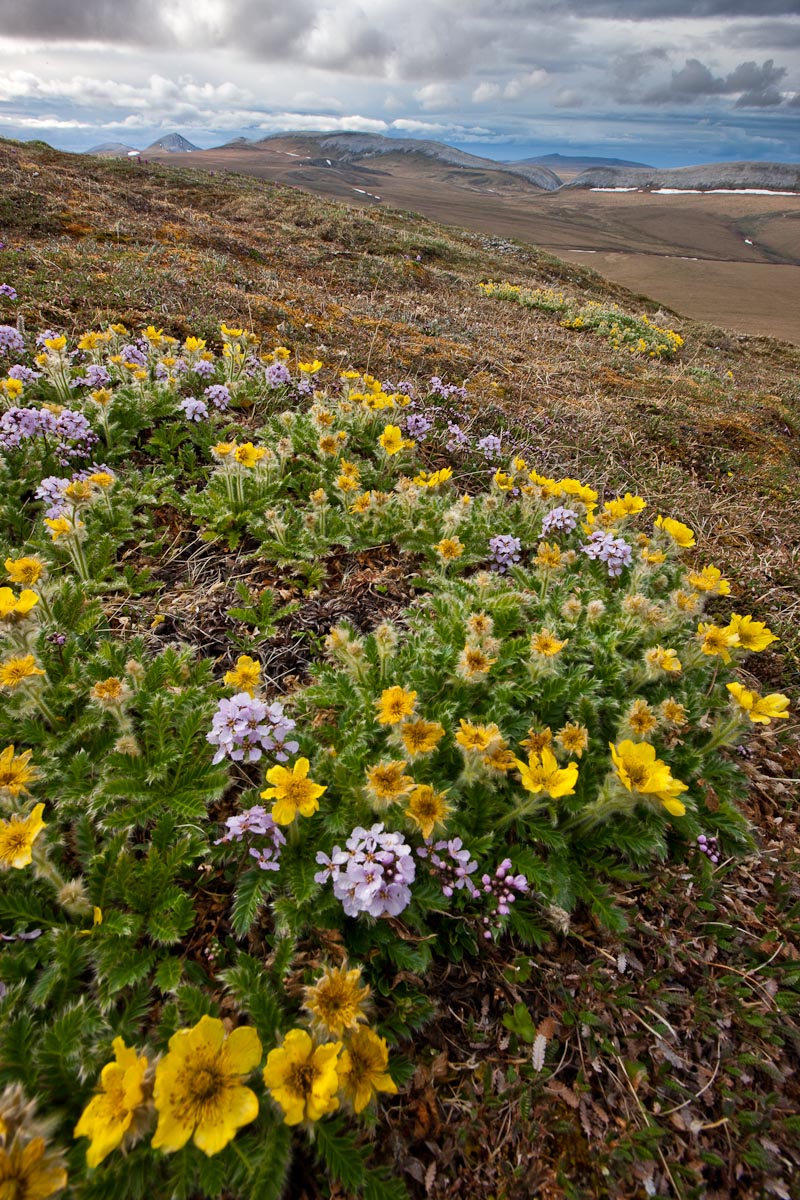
516 153 652 170
83 132 799 194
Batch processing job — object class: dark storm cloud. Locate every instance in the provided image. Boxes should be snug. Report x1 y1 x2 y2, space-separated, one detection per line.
644 57 788 104
554 0 800 17
727 21 800 50
0 0 174 44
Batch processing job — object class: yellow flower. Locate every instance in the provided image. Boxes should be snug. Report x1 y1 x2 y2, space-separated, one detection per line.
0 1136 67 1199
298 359 323 374
625 698 658 737
90 677 130 707
211 441 235 459
405 784 451 838
337 1027 397 1114
261 758 327 825
378 425 406 455
376 686 417 726
400 718 445 758
87 471 114 489
0 803 46 869
644 645 682 674
223 655 261 696
514 748 578 799
456 643 497 682
220 323 244 337
5 556 45 586
74 1038 150 1167
727 614 778 653
687 565 731 595
455 720 503 754
233 442 266 468
726 682 790 724
152 1016 261 1156
303 965 370 1038
697 622 740 663
44 336 67 352
654 515 696 548
183 336 206 353
349 492 373 514
659 698 688 728
44 517 77 541
609 740 688 816
318 432 346 456
493 470 515 491
434 537 464 562
413 467 453 489
603 493 646 520
519 727 553 754
0 746 39 796
555 723 589 757
534 541 563 570
365 760 415 806
143 325 164 345
0 377 23 399
263 1029 341 1125
0 655 46 690
0 588 39 619
530 629 567 657
466 612 494 640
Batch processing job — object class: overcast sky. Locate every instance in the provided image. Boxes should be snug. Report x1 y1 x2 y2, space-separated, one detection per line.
0 0 798 166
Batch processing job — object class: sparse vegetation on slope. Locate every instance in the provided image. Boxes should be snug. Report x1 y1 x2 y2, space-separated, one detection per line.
0 138 798 1200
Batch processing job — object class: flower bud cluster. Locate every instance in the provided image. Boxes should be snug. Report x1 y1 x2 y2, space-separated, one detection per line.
697 833 720 864
478 858 529 939
315 823 416 918
417 837 480 899
478 433 503 461
206 693 298 764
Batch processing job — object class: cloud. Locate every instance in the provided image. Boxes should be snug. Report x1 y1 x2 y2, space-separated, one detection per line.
472 82 502 102
557 1 800 16
413 82 458 110
0 0 181 44
644 57 788 105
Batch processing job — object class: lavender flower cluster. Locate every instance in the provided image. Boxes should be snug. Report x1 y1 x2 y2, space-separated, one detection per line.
206 693 298 765
315 823 416 918
0 406 97 463
215 804 286 871
446 422 469 453
417 837 479 898
263 362 291 389
35 464 115 517
0 325 24 356
7 365 41 384
478 858 529 939
541 506 579 537
580 530 633 577
488 533 522 573
697 834 720 865
404 412 432 440
477 433 503 462
429 375 466 401
179 397 209 422
0 284 17 300
74 364 111 389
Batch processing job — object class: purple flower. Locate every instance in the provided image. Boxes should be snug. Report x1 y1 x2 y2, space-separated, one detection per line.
54 409 98 463
35 475 71 518
580 531 633 578
0 284 17 300
119 344 147 367
179 396 209 422
478 433 502 462
418 837 480 899
8 365 41 384
697 834 720 865
0 406 57 451
446 422 469 453
405 412 432 440
204 384 231 411
192 358 215 379
488 533 522 573
0 325 25 357
74 364 111 388
541 506 579 536
264 362 291 388
206 693 297 765
428 376 466 401
317 823 415 918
